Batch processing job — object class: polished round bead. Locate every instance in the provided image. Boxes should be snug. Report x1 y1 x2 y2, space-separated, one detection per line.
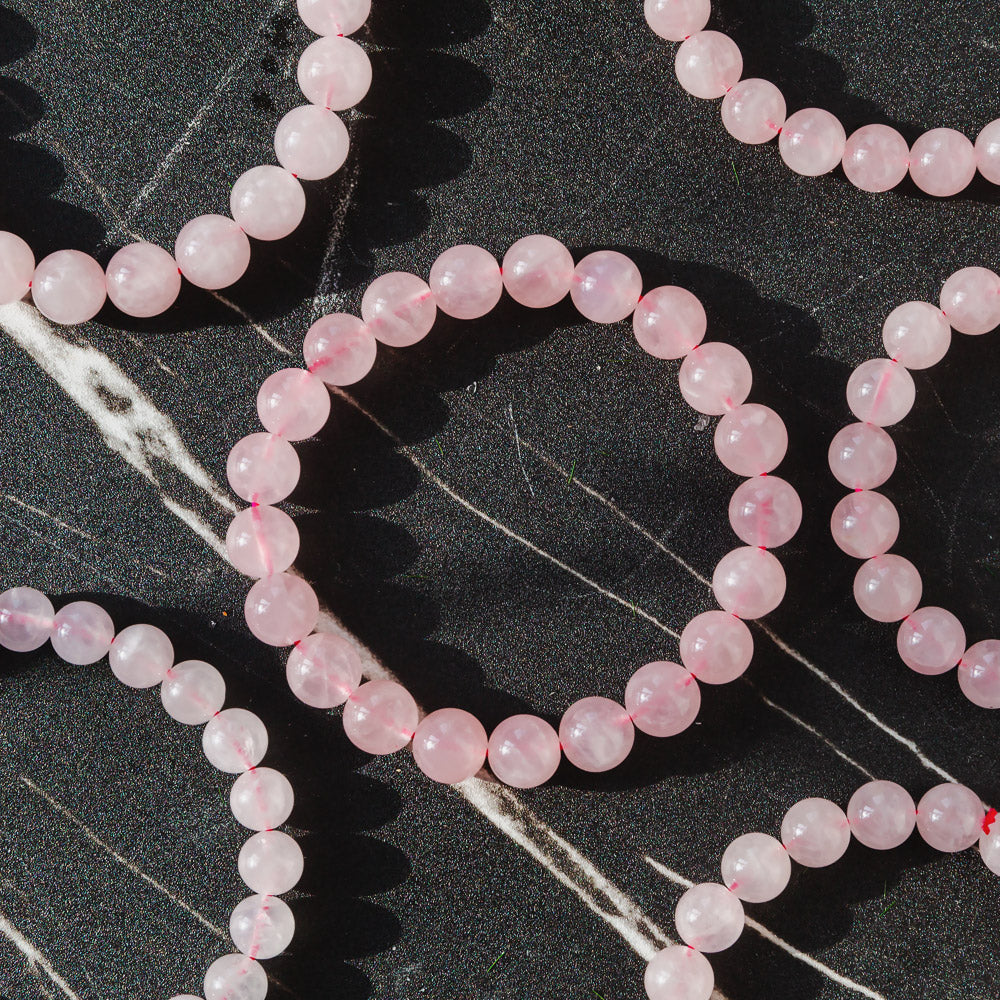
781 797 851 867
828 422 898 490
230 894 295 960
570 250 642 323
721 78 785 144
105 242 181 318
256 368 330 441
161 660 226 725
174 215 251 290
304 313 377 385
230 166 306 242
644 944 715 1000
501 234 574 308
854 555 922 622
204 953 268 1000
778 108 846 176
982 820 1000 877
958 639 1000 709
882 301 951 369
632 285 707 359
842 124 910 192
897 607 965 676
244 573 319 647
361 271 437 347
297 35 372 110
643 0 710 41
847 780 917 850
412 708 488 784
679 610 754 685
674 31 743 100
297 0 370 35
559 696 635 773
230 767 295 831
238 830 303 895
909 128 977 197
51 601 114 665
0 231 34 304
728 475 802 548
226 505 299 579
625 660 701 737
846 359 915 426
108 624 173 688
830 491 900 559
678 342 752 415
940 266 1000 335
487 715 562 789
343 679 418 754
674 883 744 953
203 709 269 774
712 546 786 620
975 118 1000 184
721 832 791 903
286 631 362 709
0 587 54 652
713 403 787 476
32 250 106 324
916 783 983 853
274 106 349 180
428 244 503 320
227 433 301 505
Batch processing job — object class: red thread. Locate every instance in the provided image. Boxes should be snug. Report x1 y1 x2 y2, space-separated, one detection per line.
984 808 997 835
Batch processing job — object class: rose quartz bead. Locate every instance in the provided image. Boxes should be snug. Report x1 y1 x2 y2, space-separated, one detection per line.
981 819 1000 875
0 232 34 304
728 476 802 549
644 945 715 1000
238 830 303 895
781 797 851 867
105 242 182 318
412 708 488 784
51 601 114 665
909 128 977 197
678 343 752 415
227 433 301 505
721 79 786 144
304 313 377 385
643 0 710 41
916 782 983 853
226 505 299 579
230 894 295 960
847 780 916 850
501 235 574 309
204 709 269 773
297 0 370 35
721 832 791 903
680 610 754 684
854 555 922 622
108 623 173 688
974 118 1000 184
256 369 330 441
713 403 788 476
559 696 635 773
842 124 910 193
343 679 418 754
487 715 562 789
361 271 437 347
846 359 915 426
958 639 1000 709
778 108 847 177
230 767 295 831
32 250 106 324
161 660 226 724
882 301 951 369
174 215 251 290
940 266 1000 335
274 105 349 181
828 422 897 490
428 244 503 320
632 285 707 359
674 883 744 952
896 607 965 676
712 547 786 620
0 587 54 652
830 491 900 559
244 573 319 647
674 31 743 100
286 631 363 708
297 35 372 110
204 954 267 1000
230 166 306 242
570 251 642 323
625 660 701 737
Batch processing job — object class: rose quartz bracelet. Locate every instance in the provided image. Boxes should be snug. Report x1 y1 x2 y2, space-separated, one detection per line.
643 778 996 1000
0 0 372 324
0 586 301 1000
223 235 803 787
829 265 1000 707
643 0 1000 196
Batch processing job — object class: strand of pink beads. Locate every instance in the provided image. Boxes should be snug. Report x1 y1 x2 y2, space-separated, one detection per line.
829 265 1000 708
643 0 1000 196
224 235 803 788
0 0 372 324
644 778 997 999
0 586 301 1000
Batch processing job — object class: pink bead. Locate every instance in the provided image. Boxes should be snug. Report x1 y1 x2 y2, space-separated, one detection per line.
728 476 802 548
174 215 251 290
274 105 349 180
238 830 303 895
721 832 791 903
304 313 377 385
882 301 951 369
286 631 363 708
713 403 788 476
230 894 295 960
51 601 114 665
204 709 268 773
712 547 786 620
343 679 418 754
570 250 642 323
830 491 900 559
487 715 562 789
678 342 752 415
982 820 1000 876
940 266 1000 335
625 660 701 736
361 271 437 347
256 368 331 440
846 359 915 426
297 35 372 110
32 250 106 324
428 244 503 320
644 945 715 1000
974 118 1000 184
674 883 744 952
0 232 34 304
781 797 851 868
674 31 743 100
230 166 306 242
108 624 173 688
501 234 574 309
958 639 1000 709
412 708 488 784
778 108 847 177
244 572 319 647
679 610 754 684
896 607 965 676
227 433 301 504
226 505 300 579
847 780 916 850
643 0 710 41
161 660 226 724
721 78 785 144
0 587 54 652
632 285 707 359
916 782 984 853
842 124 910 192
230 767 295 831
909 128 977 197
105 242 182 318
828 422 897 490
559 696 635 773
204 954 267 1000
297 0 370 35
854 555 922 622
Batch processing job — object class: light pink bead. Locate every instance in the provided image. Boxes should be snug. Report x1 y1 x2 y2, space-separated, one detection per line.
108 624 173 688
204 954 267 1000
0 232 34 304
713 403 787 476
244 573 319 647
712 547 786 620
175 215 251 290
916 782 984 853
940 266 1000 336
721 78 785 144
343 679 418 754
980 819 1000 875
828 422 897 490
230 894 295 960
721 832 791 903
632 285 707 359
882 301 951 369
412 708 488 784
559 696 635 773
909 128 977 197
830 491 899 559
958 639 1000 709
848 780 916 850
51 601 114 665
230 767 295 831
778 108 846 177
625 660 701 737
842 124 910 192
105 242 182 318
974 118 1000 184
361 271 437 347
501 234 574 309
297 35 372 110
846 359 915 426
678 343 752 415
230 166 306 242
297 0 370 35
428 244 503 320
227 433 301 505
304 313 377 385
32 250 106 324
643 0 710 41
204 709 268 773
487 715 562 789
0 587 54 652
644 945 715 1000
674 883 744 952
161 660 226 725
781 797 852 868
570 250 642 323
680 610 754 684
274 105 349 180
728 476 802 548
896 607 965 676
286 631 363 709
256 368 331 441
238 830 303 895
226 505 299 579
854 554 922 622
674 31 743 100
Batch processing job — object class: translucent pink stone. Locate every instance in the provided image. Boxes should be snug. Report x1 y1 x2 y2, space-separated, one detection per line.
297 0 370 35
974 118 1000 184
570 250 643 323
286 631 363 708
108 623 173 688
828 422 897 490
105 242 182 318
274 105 349 180
297 35 372 110
32 250 106 324
227 433 301 505
846 359 915 426
487 715 562 789
161 660 226 724
256 368 330 441
896 607 965 676
678 343 752 415
632 285 707 359
0 587 54 652
721 78 785 144
958 639 1000 709
244 573 319 647
428 244 503 320
916 782 983 853
778 108 847 176
230 894 295 960
304 313 377 385
51 601 114 665
830 491 900 559
230 166 306 242
342 679 418 754
0 232 34 304
361 271 437 347
625 660 701 736
230 767 295 831
980 820 1000 875
847 780 917 850
226 505 299 579
940 266 1000 335
674 31 743 100
674 883 744 952
643 0 710 41
713 403 787 476
842 124 910 192
720 832 791 903
204 954 268 1000
204 709 268 773
501 234 574 308
238 830 303 895
680 610 754 684
854 555 922 622
174 215 251 290
712 547 786 620
728 476 803 548
781 797 851 867
909 128 977 197
412 708 488 784
644 945 715 1000
881 301 951 369
558 696 635 773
